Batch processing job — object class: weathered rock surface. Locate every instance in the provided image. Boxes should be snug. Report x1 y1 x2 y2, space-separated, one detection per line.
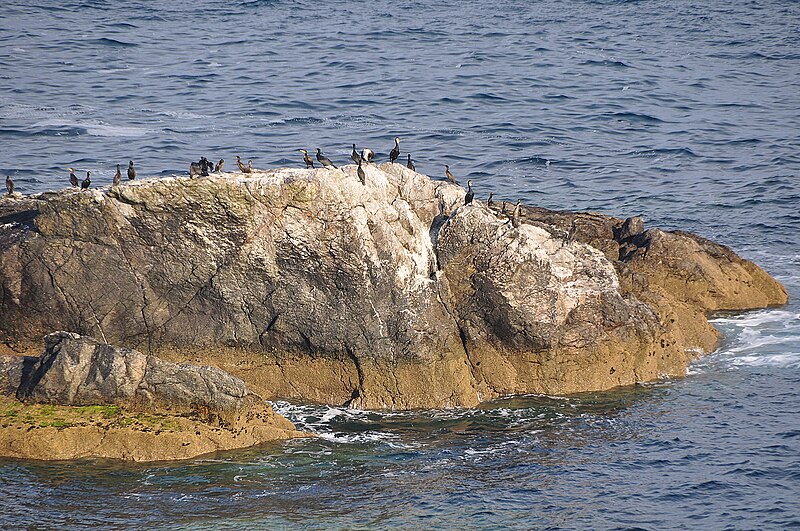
0 333 307 461
0 165 787 409
16 332 260 423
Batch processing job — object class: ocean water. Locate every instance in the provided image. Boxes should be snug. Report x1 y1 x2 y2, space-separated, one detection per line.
1 0 799 528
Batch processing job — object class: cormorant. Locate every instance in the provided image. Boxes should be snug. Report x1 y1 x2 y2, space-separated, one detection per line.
407 154 415 172
236 155 247 173
127 161 136 181
215 159 224 173
361 148 375 164
487 192 494 208
246 160 253 173
357 158 366 185
81 171 91 190
465 180 474 205
501 201 507 216
200 157 210 176
445 165 458 185
69 168 79 187
113 164 121 186
565 219 577 243
389 137 400 163
351 144 361 165
316 148 337 169
189 160 201 178
511 200 521 228
5 175 13 196
299 149 315 168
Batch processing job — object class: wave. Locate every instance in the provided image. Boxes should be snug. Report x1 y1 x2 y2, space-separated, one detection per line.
88 37 138 48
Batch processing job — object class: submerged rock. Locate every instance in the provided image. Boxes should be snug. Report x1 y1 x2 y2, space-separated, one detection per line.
0 165 787 409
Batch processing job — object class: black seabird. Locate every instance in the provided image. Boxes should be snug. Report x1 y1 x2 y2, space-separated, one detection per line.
69 168 79 187
81 171 91 190
501 201 507 216
361 148 375 164
189 160 201 178
200 157 210 176
407 154 415 172
316 148 337 169
564 219 577 243
113 164 121 186
351 144 361 165
445 165 458 185
389 137 400 163
236 155 247 173
511 200 521 228
215 159 224 173
127 161 136 181
5 175 14 196
299 149 315 168
246 160 253 173
357 158 366 185
465 180 474 205
487 192 494 208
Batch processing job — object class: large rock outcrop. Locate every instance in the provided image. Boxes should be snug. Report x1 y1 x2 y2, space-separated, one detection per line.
0 333 306 461
0 165 787 408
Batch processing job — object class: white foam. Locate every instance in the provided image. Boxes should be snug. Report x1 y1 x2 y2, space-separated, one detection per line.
731 352 800 369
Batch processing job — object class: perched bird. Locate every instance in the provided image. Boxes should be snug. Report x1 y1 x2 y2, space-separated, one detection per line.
511 200 522 228
113 164 121 186
81 171 91 190
357 158 366 185
189 160 202 178
299 149 315 169
200 157 210 176
5 175 14 196
246 160 253 173
465 180 474 205
445 164 458 185
487 192 494 208
69 168 79 187
389 137 400 163
215 159 225 173
361 148 375 164
564 219 578 243
236 155 247 173
351 144 361 165
501 201 507 216
127 160 136 181
316 148 337 169
407 154 415 172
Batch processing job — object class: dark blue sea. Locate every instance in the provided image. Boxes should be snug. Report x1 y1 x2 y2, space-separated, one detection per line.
1 0 799 528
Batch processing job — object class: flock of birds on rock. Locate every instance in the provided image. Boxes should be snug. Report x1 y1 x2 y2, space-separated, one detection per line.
3 137 577 240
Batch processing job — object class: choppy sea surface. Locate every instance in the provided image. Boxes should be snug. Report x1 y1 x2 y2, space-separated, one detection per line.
1 0 799 528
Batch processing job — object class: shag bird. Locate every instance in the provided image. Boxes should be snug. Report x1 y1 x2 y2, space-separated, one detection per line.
189 160 201 178
407 154 415 172
127 160 136 181
389 137 400 163
81 171 91 190
357 158 366 185
299 149 315 169
69 168 79 187
316 148 337 169
465 180 474 205
351 144 361 165
487 192 494 208
201 157 210 176
236 156 247 173
5 175 14 196
501 201 507 216
246 160 253 173
564 219 577 243
113 164 121 186
445 164 458 185
361 148 375 164
511 200 522 228
215 159 224 173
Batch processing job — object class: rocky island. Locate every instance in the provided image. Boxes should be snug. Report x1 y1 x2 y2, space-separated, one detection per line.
0 163 787 460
